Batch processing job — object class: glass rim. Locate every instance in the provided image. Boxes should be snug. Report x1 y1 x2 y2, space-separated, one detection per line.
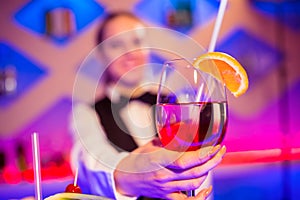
163 57 195 66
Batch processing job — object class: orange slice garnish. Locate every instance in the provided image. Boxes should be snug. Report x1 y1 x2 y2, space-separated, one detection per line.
193 52 249 97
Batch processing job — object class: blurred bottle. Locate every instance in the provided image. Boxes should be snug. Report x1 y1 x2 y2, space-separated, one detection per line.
0 151 5 183
0 65 17 96
16 142 27 172
45 7 76 41
166 0 193 31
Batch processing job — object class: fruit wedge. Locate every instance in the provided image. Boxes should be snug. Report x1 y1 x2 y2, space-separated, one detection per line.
193 52 249 97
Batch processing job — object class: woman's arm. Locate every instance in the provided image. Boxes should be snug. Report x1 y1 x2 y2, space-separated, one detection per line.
69 103 135 199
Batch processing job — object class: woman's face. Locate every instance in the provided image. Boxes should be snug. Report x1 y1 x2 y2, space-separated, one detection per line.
100 15 149 86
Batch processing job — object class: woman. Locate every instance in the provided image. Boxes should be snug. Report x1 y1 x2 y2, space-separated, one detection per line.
71 11 226 200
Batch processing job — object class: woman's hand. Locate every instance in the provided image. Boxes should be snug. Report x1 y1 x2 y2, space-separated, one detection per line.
114 138 226 199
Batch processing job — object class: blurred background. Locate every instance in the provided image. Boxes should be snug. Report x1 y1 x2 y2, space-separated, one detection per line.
0 0 299 199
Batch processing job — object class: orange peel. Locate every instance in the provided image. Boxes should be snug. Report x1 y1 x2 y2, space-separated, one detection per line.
193 52 249 97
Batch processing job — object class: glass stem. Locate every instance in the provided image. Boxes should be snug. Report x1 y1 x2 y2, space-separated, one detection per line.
187 190 195 197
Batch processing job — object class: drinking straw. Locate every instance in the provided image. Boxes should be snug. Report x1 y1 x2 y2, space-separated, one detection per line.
195 0 228 103
74 167 79 187
32 132 42 200
208 0 228 52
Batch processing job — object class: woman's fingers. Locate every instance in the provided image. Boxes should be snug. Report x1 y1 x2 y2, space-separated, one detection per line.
169 146 226 180
142 145 226 183
133 139 225 173
161 146 226 182
165 175 208 192
165 145 225 170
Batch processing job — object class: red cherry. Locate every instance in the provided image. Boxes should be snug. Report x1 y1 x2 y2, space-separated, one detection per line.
65 183 82 193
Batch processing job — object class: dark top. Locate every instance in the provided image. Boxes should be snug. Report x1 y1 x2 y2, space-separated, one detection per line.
94 92 157 152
